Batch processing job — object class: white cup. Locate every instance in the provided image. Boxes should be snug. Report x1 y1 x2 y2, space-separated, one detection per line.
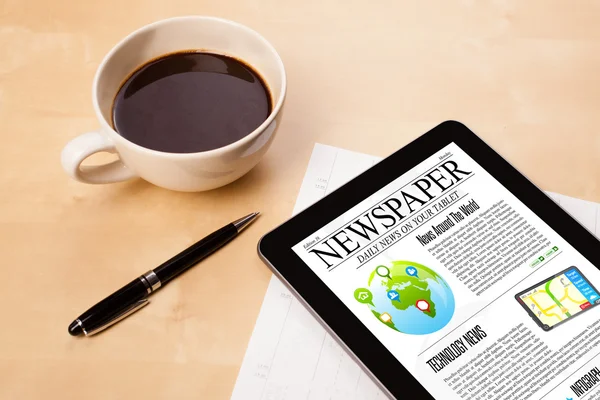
61 16 286 192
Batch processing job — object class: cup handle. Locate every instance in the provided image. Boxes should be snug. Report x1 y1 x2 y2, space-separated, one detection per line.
61 131 137 184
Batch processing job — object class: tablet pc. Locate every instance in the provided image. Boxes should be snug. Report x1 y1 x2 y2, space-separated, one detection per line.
258 121 600 399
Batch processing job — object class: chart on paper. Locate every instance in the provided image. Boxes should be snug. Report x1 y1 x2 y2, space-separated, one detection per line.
231 143 600 400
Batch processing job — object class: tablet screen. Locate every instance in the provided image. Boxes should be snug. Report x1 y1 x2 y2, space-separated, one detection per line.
516 266 600 331
292 142 600 399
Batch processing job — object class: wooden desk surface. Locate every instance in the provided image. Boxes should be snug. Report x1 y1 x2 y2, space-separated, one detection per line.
2 1 600 398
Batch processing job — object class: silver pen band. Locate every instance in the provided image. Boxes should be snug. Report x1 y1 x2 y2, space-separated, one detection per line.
139 270 161 294
75 319 88 336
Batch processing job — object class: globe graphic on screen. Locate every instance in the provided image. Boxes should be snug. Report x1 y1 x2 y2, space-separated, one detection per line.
354 261 455 335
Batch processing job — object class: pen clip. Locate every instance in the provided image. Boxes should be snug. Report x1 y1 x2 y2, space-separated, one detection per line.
84 299 149 336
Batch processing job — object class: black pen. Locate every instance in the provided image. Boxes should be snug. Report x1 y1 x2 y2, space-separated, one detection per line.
68 212 260 336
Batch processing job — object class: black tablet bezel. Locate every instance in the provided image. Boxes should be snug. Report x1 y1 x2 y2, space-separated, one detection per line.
257 120 600 398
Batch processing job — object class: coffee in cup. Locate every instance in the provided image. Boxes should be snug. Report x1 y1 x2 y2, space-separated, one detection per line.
61 16 286 192
112 51 272 154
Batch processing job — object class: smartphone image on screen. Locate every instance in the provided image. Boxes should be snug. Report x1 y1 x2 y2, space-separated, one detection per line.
515 266 600 331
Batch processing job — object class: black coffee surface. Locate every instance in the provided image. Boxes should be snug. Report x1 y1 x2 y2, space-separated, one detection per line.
112 52 271 153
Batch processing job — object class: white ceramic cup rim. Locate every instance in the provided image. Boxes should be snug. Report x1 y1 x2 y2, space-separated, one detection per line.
91 15 287 160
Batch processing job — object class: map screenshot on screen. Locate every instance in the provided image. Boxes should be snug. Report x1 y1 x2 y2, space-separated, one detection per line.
516 267 600 331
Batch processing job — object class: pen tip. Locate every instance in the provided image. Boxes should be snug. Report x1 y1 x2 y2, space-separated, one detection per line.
233 212 260 232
